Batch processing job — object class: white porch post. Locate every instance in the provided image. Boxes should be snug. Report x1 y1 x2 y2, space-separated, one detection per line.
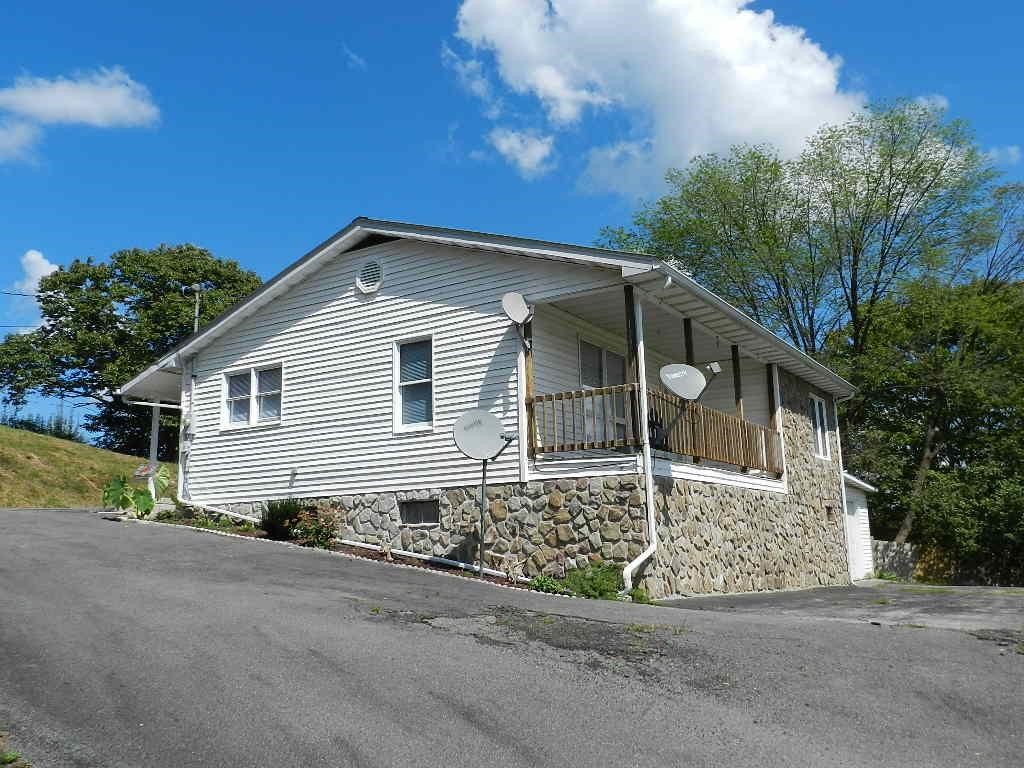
148 405 160 498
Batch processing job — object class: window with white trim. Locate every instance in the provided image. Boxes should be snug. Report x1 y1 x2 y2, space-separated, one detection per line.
396 338 433 430
224 365 282 427
809 393 830 459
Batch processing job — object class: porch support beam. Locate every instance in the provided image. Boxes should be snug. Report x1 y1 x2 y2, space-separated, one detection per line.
766 361 777 429
623 285 639 383
684 318 695 365
731 344 744 419
522 318 536 465
148 405 160 499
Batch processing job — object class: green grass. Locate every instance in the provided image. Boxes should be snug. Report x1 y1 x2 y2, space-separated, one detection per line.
0 732 29 767
872 598 892 605
0 425 175 509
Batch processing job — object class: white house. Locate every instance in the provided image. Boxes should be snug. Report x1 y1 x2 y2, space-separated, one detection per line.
119 218 859 599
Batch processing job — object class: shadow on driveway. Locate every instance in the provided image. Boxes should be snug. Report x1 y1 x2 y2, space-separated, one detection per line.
661 580 1024 632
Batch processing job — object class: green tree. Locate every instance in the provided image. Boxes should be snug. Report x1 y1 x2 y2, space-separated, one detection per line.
839 278 1024 581
601 101 995 356
0 244 261 457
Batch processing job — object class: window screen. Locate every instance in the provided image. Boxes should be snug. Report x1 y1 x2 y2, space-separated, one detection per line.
579 340 603 387
398 339 433 426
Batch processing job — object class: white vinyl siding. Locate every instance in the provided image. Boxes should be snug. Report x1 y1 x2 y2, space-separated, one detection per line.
185 239 618 503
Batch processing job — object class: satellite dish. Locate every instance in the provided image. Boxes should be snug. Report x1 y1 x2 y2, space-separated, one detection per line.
501 292 531 324
453 409 508 460
659 363 708 400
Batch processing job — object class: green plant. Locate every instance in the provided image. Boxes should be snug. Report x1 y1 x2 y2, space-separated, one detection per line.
290 508 339 548
561 562 624 600
261 499 305 540
874 570 904 582
528 574 569 594
628 586 654 604
1 751 21 766
100 474 154 518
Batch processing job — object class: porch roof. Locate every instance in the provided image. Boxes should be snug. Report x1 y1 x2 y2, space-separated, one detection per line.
118 217 855 402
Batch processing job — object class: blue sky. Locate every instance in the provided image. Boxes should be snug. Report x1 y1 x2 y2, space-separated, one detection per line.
2 0 1022 421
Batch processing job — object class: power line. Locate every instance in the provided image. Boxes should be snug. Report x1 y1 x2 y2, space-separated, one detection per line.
1 290 39 297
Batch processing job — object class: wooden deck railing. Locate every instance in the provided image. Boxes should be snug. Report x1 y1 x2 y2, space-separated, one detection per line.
530 383 642 452
646 389 784 475
528 385 784 476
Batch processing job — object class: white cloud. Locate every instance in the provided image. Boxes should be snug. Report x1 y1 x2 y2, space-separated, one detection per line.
15 249 58 294
0 119 39 161
453 0 864 194
487 127 555 179
986 144 1021 166
0 66 159 127
3 249 58 333
442 43 503 119
342 44 368 71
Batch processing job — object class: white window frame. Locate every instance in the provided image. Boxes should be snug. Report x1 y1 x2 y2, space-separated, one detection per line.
393 334 435 434
809 393 830 460
220 363 284 431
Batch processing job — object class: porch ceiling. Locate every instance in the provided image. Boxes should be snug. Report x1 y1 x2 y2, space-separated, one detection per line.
550 272 855 398
551 289 727 363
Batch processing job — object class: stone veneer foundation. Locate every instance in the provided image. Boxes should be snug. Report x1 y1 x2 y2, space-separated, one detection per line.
224 370 849 599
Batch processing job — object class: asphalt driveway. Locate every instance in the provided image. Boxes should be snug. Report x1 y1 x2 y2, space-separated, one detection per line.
1 509 1022 767
663 581 1024 632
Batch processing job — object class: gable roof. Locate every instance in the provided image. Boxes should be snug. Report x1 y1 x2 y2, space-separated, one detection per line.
118 217 855 400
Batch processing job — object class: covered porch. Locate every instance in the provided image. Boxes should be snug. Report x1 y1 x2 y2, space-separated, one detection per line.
523 277 785 478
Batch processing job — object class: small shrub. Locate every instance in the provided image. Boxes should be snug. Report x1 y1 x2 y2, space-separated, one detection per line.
262 499 305 540
628 586 654 604
290 508 339 549
101 474 154 518
874 569 904 582
528 574 570 594
561 562 624 600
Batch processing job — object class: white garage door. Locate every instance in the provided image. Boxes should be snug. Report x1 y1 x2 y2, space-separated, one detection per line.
844 486 874 580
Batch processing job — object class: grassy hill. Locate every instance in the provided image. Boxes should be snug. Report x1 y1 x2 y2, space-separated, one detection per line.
0 425 173 508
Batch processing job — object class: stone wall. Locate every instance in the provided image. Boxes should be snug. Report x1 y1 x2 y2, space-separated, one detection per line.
222 370 848 599
872 540 919 580
314 477 648 579
638 369 849 596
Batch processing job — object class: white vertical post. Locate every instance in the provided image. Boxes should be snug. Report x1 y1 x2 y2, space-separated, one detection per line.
148 405 160 498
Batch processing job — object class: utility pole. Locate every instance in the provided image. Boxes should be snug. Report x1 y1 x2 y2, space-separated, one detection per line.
183 284 202 333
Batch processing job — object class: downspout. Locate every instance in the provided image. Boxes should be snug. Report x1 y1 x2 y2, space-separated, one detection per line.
622 296 658 594
174 355 259 524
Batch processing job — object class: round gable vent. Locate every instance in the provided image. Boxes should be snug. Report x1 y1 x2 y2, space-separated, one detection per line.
356 260 383 294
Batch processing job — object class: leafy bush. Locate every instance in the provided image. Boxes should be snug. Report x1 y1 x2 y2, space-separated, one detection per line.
628 586 654 604
261 499 305 540
101 474 154 518
528 574 570 594
561 562 624 600
290 508 339 549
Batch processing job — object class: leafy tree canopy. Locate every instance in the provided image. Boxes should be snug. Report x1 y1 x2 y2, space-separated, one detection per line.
0 244 261 457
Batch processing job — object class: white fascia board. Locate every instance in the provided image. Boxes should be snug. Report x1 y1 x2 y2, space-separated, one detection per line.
628 262 856 399
843 472 878 493
360 223 656 272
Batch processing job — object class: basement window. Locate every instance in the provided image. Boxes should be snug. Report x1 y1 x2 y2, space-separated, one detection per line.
400 499 439 526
